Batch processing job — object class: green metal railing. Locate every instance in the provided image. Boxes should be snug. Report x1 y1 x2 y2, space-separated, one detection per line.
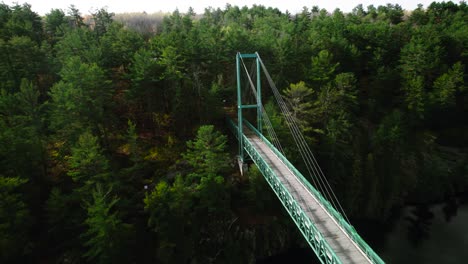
228 118 341 264
241 119 385 264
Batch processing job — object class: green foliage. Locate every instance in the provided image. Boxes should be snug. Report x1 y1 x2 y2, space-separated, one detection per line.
144 178 194 263
246 165 275 212
158 45 185 80
375 110 405 149
44 9 67 43
128 47 165 114
100 23 144 69
48 81 88 141
48 56 111 142
399 32 444 118
67 5 85 29
92 8 115 38
0 36 43 91
143 124 232 262
196 173 228 212
404 75 425 117
345 156 363 215
0 3 42 43
431 62 465 107
0 177 31 261
314 72 358 144
130 48 161 84
283 81 314 131
309 50 339 86
0 79 44 179
127 119 140 163
144 171 231 263
82 184 131 264
45 188 81 242
144 181 172 232
68 131 109 186
55 27 102 64
183 125 229 175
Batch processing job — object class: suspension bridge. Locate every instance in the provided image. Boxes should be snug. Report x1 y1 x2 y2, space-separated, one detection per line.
228 52 385 264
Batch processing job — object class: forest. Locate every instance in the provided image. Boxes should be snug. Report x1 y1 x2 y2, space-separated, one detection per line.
0 1 467 263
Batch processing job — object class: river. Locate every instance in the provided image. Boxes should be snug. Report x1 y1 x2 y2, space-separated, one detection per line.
260 195 468 263
380 199 468 263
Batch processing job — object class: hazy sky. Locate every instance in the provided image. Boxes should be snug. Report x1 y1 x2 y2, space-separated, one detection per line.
4 0 444 15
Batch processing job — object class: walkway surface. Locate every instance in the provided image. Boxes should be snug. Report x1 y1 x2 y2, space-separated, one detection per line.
244 127 372 264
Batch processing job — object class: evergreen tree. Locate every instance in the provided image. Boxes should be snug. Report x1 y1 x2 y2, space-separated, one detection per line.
0 79 45 179
68 131 109 190
308 50 339 87
144 178 194 263
430 62 465 107
44 9 67 44
0 177 31 262
183 125 229 175
283 81 314 132
48 56 111 144
92 8 115 38
82 184 131 264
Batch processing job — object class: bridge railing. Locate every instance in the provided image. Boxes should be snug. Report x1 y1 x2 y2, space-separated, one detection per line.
228 118 341 264
243 120 385 264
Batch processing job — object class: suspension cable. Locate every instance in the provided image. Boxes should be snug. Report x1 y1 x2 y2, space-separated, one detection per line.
255 56 331 208
241 56 284 154
240 56 327 221
256 54 351 224
242 58 279 151
239 55 285 155
263 63 346 221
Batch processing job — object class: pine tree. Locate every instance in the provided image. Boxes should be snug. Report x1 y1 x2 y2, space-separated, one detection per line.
283 81 314 133
68 131 109 193
183 125 229 175
0 79 45 179
0 177 31 262
48 56 111 144
82 184 130 264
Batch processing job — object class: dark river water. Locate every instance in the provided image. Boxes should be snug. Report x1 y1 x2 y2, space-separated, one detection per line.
380 201 468 263
259 196 468 264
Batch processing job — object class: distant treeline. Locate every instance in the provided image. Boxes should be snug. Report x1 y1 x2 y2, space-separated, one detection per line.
114 12 168 35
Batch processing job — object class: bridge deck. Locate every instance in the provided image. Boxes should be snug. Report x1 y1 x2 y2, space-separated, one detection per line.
244 129 371 264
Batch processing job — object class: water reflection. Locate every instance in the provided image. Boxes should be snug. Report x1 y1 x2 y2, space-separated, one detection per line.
382 198 468 263
405 205 434 247
442 198 458 222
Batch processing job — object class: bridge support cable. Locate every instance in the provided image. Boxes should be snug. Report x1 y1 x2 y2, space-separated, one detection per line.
255 56 337 215
239 55 326 205
258 54 350 224
256 54 352 226
239 56 284 155
241 60 256 109
241 58 283 155
261 110 284 155
239 56 345 231
238 55 285 156
241 58 284 155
